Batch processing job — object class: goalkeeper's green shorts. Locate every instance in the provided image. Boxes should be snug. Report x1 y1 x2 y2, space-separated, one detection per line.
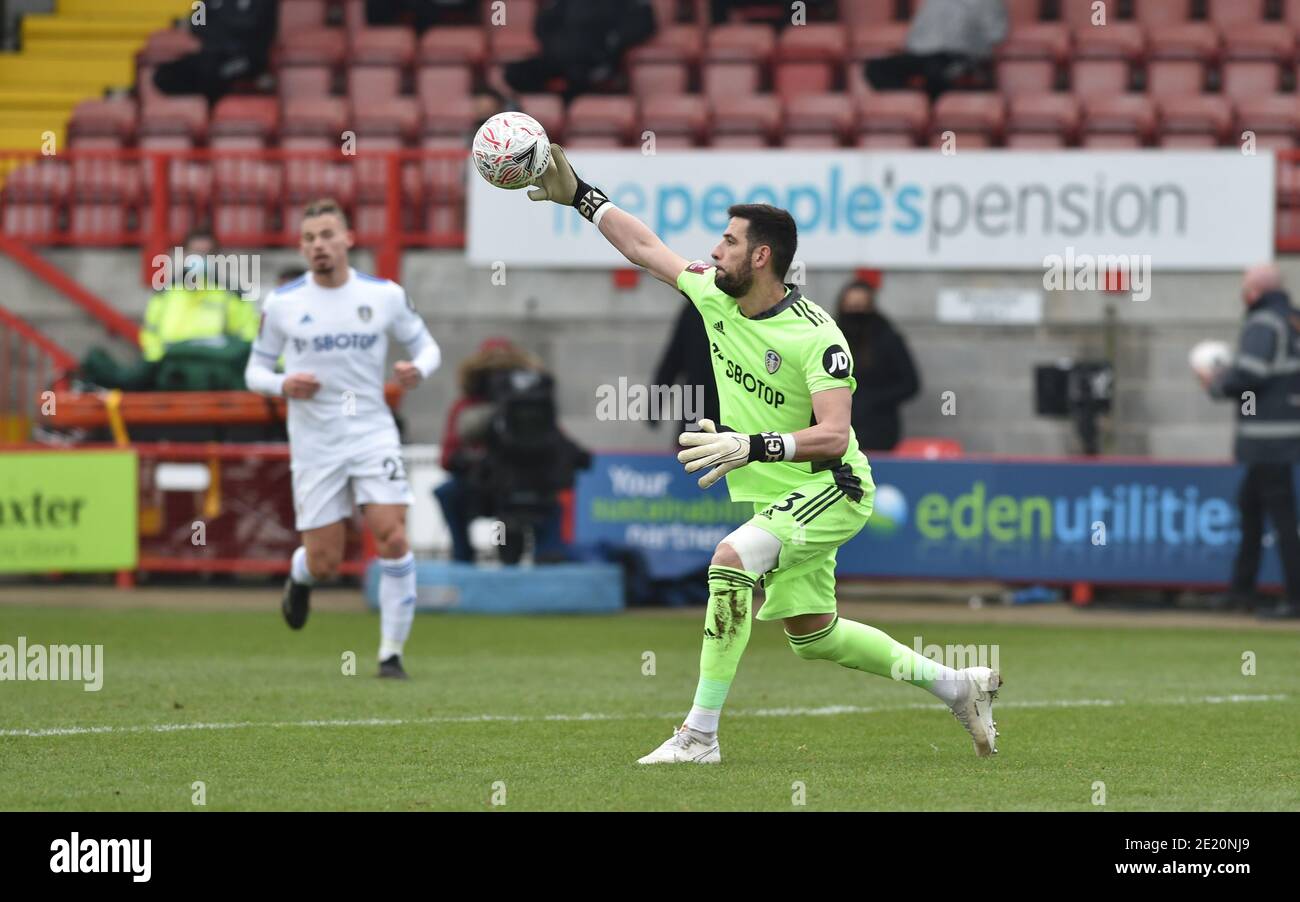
747 478 874 622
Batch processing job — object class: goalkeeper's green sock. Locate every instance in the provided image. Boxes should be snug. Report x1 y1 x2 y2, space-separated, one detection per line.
683 566 757 735
786 615 966 705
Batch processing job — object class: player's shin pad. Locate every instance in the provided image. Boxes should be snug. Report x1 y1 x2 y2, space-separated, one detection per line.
694 566 758 709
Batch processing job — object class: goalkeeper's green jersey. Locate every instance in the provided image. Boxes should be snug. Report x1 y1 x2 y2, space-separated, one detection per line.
676 261 873 504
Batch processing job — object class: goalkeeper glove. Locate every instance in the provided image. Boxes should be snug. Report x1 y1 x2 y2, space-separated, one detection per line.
527 144 609 222
677 419 792 490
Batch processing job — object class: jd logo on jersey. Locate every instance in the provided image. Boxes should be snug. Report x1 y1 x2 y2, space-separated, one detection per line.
764 349 781 375
823 345 851 378
357 305 372 323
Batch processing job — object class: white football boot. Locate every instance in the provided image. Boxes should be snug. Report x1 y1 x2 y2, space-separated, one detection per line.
636 725 721 764
948 666 1002 757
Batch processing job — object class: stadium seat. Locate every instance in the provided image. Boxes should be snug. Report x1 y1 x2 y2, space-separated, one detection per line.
782 93 854 145
210 96 280 141
279 99 351 203
420 133 471 201
420 95 479 141
213 204 272 240
995 23 1069 96
565 96 637 146
703 25 775 100
930 92 1006 147
278 65 332 99
349 65 403 103
1080 95 1156 147
68 98 137 148
348 28 415 103
415 65 474 109
1235 95 1300 150
280 0 327 31
517 94 565 143
708 94 780 146
853 132 916 148
1145 23 1218 97
838 0 897 26
282 96 349 138
70 204 130 243
1058 0 1103 26
485 30 542 92
1157 95 1233 146
138 96 208 141
640 94 708 146
1131 0 1194 27
1070 23 1143 97
353 96 419 143
1006 93 1080 146
1205 0 1267 27
774 24 848 99
1284 0 1300 29
855 91 929 145
485 0 536 32
2 202 59 238
278 28 347 66
626 26 702 99
417 25 487 66
1220 24 1294 101
136 27 200 65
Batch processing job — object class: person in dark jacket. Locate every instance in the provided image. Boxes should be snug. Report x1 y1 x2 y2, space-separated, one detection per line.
649 300 720 441
503 0 656 101
835 280 920 452
1203 264 1300 620
153 0 278 103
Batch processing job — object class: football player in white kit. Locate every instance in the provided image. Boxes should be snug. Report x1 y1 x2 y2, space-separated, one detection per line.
245 199 441 679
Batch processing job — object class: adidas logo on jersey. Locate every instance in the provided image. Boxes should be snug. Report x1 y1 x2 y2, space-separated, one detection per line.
713 320 724 333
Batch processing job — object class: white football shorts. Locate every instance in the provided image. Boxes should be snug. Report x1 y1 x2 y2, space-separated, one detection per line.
291 444 414 531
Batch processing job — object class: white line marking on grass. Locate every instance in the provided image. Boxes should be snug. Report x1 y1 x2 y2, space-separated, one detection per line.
0 694 1288 739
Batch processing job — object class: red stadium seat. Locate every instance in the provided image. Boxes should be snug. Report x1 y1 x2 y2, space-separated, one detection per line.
213 205 272 240
137 28 200 65
1221 24 1294 101
708 94 780 146
1236 95 1300 149
350 27 416 66
353 96 419 143
139 96 208 141
70 205 130 243
626 26 702 99
854 132 916 148
782 93 854 145
563 136 622 149
485 30 542 92
278 66 332 100
1070 22 1142 97
1002 0 1043 22
1080 95 1155 146
278 29 347 66
1158 95 1233 145
2 202 58 237
1058 0 1106 26
850 23 909 61
1285 0 1300 29
348 65 403 103
517 94 566 142
1205 0 1266 27
930 92 1006 146
1131 0 1193 27
838 0 897 26
703 25 775 100
640 94 708 145
1145 23 1218 97
485 0 536 32
565 96 637 145
417 25 487 65
855 91 929 144
68 98 138 148
211 96 280 141
282 97 350 138
280 0 327 31
995 23 1069 96
774 24 848 99
1006 93 1081 144
420 95 478 140
415 65 474 107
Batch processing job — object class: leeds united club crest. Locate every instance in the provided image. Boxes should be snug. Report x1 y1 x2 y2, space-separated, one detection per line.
765 349 781 374
358 305 372 322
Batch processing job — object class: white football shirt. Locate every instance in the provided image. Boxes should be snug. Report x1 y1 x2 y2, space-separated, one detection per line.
249 268 438 466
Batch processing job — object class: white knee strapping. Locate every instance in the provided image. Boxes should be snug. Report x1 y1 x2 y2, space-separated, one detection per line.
719 523 782 575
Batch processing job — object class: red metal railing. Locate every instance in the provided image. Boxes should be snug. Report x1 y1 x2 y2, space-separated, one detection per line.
0 147 468 283
0 305 77 442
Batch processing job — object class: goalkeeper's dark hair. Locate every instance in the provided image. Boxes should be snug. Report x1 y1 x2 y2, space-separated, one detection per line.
728 204 797 282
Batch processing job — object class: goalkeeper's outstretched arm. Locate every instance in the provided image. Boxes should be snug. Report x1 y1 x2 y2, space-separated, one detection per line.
528 144 687 286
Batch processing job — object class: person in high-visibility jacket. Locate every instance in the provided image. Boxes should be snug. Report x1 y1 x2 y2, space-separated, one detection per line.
139 230 259 362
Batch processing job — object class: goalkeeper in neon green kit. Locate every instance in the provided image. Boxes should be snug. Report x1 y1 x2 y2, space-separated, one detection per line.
529 147 1001 763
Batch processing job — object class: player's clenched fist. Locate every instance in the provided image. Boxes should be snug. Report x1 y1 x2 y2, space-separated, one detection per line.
677 419 752 490
282 372 321 399
393 361 422 389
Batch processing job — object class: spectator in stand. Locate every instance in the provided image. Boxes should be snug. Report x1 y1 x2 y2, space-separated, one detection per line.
835 279 920 452
153 0 279 103
365 0 481 33
498 0 656 102
865 0 1007 100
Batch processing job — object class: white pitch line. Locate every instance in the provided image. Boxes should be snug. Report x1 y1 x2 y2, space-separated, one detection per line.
0 694 1288 740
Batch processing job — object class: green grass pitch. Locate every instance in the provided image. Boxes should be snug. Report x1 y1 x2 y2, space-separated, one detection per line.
1 601 1297 811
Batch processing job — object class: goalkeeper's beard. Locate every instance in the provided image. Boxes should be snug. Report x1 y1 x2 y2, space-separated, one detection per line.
715 260 754 298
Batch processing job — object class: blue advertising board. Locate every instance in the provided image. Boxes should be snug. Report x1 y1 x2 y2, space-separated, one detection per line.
575 453 1286 588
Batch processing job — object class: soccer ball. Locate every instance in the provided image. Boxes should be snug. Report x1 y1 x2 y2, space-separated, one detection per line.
471 112 551 190
1188 340 1231 375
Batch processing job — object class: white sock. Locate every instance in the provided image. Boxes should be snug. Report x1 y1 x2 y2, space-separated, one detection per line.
290 546 315 585
378 552 416 661
926 663 969 706
684 705 720 735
